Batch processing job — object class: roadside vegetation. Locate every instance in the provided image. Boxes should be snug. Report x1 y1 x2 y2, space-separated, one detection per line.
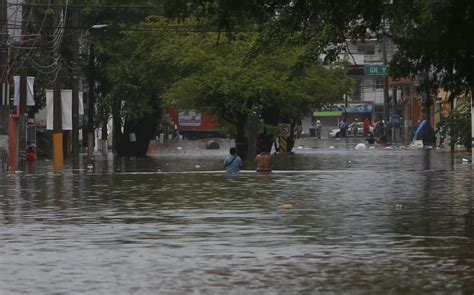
20 0 472 157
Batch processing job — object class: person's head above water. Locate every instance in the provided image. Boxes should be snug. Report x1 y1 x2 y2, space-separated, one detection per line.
229 147 236 155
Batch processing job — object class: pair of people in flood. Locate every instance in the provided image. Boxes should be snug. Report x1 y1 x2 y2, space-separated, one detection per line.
224 147 272 174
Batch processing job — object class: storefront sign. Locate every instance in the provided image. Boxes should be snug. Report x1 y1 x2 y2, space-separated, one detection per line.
315 103 373 115
178 111 202 127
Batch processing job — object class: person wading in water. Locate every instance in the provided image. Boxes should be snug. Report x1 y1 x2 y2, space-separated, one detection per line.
224 147 243 173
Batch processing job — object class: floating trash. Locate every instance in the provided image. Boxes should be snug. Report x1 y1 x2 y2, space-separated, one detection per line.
329 146 335 149
355 143 366 150
195 165 201 168
280 203 293 210
395 204 404 210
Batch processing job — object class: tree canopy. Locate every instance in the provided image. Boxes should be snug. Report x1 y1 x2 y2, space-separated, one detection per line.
112 17 352 142
387 0 474 96
20 0 472 156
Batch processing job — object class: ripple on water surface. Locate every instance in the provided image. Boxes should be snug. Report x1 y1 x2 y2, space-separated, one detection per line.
0 145 473 293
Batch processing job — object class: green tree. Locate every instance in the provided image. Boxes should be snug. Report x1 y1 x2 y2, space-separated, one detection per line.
107 15 352 157
388 0 474 97
386 0 473 148
80 0 165 156
446 104 472 151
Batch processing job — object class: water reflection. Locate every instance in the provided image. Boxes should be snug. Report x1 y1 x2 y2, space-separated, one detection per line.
0 139 473 293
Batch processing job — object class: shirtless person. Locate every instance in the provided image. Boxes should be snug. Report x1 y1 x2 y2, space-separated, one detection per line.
255 150 272 174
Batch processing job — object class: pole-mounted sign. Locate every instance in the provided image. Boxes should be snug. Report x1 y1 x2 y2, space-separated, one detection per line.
364 64 388 76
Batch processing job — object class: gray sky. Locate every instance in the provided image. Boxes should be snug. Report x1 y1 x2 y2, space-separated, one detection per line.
7 0 23 41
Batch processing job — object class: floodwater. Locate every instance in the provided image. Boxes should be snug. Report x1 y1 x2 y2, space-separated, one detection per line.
1 138 473 294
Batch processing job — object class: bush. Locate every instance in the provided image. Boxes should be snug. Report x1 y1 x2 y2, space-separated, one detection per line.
446 104 472 151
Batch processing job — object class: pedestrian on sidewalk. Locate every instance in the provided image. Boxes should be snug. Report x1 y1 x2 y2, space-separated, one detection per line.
363 117 370 137
435 120 447 148
339 119 348 137
315 120 322 139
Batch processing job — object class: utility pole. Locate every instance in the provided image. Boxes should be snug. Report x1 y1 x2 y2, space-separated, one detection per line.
18 70 27 171
471 87 473 161
86 44 95 159
101 112 107 155
71 2 80 164
17 1 29 172
247 112 259 168
0 0 9 171
53 0 63 171
392 86 399 144
382 34 390 123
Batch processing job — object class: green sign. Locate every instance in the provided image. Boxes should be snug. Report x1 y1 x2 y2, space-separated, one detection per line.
364 64 388 76
313 111 342 117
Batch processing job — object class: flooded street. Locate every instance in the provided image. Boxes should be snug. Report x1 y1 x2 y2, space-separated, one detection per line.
1 138 473 294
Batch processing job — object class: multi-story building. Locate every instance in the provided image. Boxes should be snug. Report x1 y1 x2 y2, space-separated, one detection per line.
344 38 395 120
302 36 426 141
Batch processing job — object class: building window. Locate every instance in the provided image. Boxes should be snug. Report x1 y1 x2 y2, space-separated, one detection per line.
357 44 375 55
375 79 384 89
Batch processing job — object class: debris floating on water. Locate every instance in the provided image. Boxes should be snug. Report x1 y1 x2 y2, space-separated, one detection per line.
280 203 293 210
395 204 404 210
355 143 366 150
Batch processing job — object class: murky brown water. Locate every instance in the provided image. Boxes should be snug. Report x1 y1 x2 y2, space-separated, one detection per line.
1 138 473 294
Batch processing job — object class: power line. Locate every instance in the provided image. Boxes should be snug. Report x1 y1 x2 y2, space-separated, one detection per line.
6 24 254 33
7 3 165 9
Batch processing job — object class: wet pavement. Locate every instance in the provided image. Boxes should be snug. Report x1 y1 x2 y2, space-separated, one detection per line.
0 137 473 294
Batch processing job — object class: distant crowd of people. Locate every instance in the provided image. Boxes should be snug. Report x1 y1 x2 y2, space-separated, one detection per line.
338 117 372 138
337 115 441 147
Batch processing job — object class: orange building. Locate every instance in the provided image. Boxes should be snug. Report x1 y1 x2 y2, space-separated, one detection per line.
165 107 222 139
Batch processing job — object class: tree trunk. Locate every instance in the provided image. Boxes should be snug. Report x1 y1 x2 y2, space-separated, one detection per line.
471 85 474 157
112 101 122 155
116 116 157 157
261 105 295 153
261 105 279 152
288 122 296 152
235 121 248 161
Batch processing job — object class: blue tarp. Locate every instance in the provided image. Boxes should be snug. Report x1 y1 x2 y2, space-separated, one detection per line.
412 120 426 142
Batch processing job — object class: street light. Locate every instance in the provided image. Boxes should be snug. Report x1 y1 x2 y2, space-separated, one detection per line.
91 24 108 29
85 24 108 159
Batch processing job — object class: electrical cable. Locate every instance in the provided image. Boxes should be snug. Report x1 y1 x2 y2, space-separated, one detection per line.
7 3 165 9
8 0 67 81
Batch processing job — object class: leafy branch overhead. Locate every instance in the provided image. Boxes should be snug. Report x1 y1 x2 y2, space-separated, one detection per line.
109 16 352 133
